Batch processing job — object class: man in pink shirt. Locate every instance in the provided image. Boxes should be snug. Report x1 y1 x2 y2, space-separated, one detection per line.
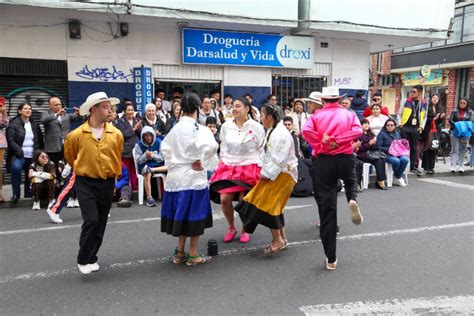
302 86 363 271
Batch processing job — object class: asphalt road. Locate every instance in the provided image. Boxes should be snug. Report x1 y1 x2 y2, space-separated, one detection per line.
0 173 473 315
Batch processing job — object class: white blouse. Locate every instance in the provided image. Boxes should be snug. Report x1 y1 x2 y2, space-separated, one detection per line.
221 105 233 122
220 119 265 166
261 121 298 182
22 121 34 158
290 111 309 134
367 114 388 137
160 116 218 192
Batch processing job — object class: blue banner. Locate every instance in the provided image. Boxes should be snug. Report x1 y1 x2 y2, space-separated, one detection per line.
182 28 314 69
133 66 153 113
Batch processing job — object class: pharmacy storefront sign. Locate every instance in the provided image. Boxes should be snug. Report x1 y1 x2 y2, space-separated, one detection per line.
182 28 314 69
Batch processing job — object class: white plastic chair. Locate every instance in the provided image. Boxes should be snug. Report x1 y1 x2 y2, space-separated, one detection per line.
132 148 167 205
362 163 375 189
386 161 409 187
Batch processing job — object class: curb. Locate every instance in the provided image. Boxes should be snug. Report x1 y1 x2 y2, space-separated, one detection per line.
1 170 472 210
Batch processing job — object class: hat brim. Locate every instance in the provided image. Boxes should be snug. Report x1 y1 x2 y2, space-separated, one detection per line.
301 97 323 104
79 97 120 116
321 93 347 100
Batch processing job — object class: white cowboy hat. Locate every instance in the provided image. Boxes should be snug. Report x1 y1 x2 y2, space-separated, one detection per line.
80 92 120 116
321 86 346 99
302 91 323 104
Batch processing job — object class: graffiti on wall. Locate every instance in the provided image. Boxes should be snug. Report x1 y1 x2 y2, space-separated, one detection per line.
333 77 352 86
75 65 133 82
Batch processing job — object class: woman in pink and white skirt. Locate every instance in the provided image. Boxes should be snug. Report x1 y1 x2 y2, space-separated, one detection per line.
210 98 265 244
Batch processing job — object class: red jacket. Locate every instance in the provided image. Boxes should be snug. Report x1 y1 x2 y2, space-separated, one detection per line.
363 105 389 117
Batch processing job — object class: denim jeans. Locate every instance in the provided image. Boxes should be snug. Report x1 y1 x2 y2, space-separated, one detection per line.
386 155 409 179
471 145 474 167
450 136 469 168
11 157 32 198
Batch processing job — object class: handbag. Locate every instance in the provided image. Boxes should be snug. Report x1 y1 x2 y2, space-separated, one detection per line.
427 120 440 151
388 139 410 157
367 150 387 160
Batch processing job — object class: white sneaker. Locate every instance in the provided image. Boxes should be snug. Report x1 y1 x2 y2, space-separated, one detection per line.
77 264 92 275
394 178 407 187
48 200 55 209
32 201 40 210
459 167 465 173
46 208 63 224
88 263 100 272
73 199 80 207
67 199 74 208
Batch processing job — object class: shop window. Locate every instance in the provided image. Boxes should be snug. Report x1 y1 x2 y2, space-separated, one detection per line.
463 5 474 42
447 14 463 45
271 75 327 108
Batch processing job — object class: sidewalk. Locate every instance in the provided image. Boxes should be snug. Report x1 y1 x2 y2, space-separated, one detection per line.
1 157 472 209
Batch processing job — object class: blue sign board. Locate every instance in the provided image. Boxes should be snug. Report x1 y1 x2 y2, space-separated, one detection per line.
182 28 314 69
133 66 153 113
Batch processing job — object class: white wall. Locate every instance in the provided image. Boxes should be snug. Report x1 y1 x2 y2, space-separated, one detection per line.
330 39 370 90
0 6 368 90
224 67 271 87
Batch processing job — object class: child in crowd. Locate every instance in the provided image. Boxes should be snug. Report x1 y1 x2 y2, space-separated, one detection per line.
205 116 220 179
134 126 165 207
29 150 56 211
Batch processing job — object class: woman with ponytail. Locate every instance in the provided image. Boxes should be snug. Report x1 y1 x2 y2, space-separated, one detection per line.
235 104 298 254
160 92 219 266
210 98 265 244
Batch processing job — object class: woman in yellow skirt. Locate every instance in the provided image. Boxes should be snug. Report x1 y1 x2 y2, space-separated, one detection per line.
235 104 298 254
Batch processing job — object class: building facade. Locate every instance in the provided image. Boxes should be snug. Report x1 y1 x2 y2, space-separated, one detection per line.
0 0 455 117
370 1 473 118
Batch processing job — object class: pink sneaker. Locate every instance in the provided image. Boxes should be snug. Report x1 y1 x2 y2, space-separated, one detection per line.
239 232 251 243
224 228 237 243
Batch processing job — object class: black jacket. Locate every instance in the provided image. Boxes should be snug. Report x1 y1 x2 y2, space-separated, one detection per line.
6 116 44 169
115 116 141 158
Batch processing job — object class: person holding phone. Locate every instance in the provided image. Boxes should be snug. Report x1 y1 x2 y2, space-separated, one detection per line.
41 96 80 180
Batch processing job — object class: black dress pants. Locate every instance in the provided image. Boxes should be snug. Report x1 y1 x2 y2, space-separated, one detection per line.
421 149 437 171
75 176 115 265
401 126 419 169
311 154 357 263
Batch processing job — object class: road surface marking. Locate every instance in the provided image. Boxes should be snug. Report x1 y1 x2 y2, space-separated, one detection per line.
0 205 313 236
418 178 474 191
0 221 472 284
300 295 474 315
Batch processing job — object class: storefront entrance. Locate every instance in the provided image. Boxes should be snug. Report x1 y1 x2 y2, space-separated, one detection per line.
272 75 327 108
155 79 221 101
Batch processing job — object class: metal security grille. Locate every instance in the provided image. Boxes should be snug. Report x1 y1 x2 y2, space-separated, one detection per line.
271 75 327 107
0 58 68 185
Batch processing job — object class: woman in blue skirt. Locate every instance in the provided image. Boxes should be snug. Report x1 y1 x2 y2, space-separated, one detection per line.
160 92 219 266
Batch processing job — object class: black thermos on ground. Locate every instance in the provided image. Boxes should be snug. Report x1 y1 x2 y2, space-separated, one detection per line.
207 239 218 256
